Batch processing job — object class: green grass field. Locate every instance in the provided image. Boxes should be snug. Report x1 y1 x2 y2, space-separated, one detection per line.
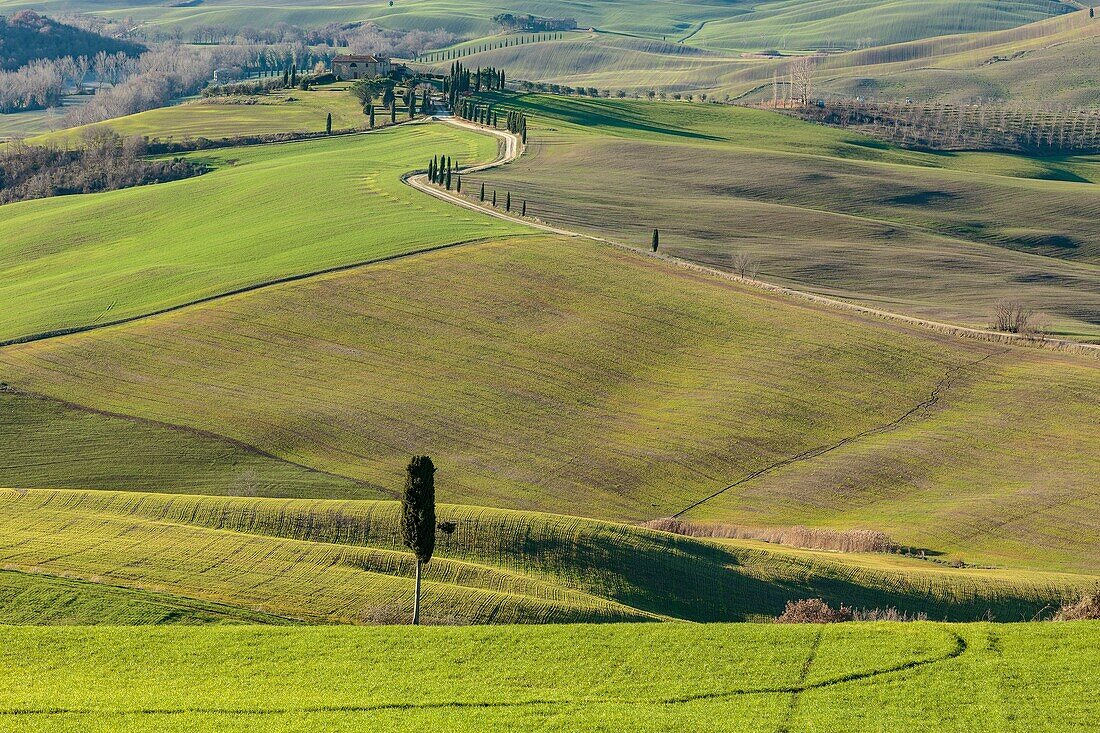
0 569 290 625
0 622 1096 731
467 93 1100 339
27 86 372 146
1 489 1092 625
0 121 520 343
1 230 1096 572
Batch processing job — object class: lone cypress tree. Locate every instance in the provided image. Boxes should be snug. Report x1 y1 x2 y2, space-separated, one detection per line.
505 191 511 212
492 190 497 207
651 228 660 252
325 112 332 135
401 456 436 626
521 199 527 216
480 182 485 201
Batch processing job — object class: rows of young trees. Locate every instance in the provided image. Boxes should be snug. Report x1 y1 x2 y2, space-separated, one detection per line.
792 99 1100 153
417 32 564 63
0 128 208 205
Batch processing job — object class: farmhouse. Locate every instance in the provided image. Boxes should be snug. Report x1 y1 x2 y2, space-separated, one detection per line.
332 54 391 80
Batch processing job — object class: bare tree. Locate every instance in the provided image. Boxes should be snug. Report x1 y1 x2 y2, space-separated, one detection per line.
991 299 1046 338
731 252 758 280
790 57 816 107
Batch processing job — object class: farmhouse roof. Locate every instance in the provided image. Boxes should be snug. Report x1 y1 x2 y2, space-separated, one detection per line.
332 54 386 63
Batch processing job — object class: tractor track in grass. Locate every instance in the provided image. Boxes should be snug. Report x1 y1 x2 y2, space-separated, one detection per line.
0 630 967 717
668 348 1009 519
412 116 1099 357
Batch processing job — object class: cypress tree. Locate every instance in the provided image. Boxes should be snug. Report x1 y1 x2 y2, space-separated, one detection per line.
391 104 396 124
651 228 660 252
492 190 497 206
282 67 289 86
505 191 511 212
369 104 375 128
445 167 452 190
400 455 436 626
325 112 332 135
456 175 462 193
480 182 485 201
521 199 526 216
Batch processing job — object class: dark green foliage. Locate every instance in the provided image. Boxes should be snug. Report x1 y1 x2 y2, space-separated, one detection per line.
0 11 144 72
652 228 660 252
401 456 436 564
456 175 462 193
521 199 527 216
480 182 485 201
506 191 511 211
492 190 497 206
325 112 332 135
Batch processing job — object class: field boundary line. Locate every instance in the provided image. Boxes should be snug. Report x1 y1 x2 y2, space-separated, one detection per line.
668 349 1008 518
0 386 385 496
412 117 1099 357
0 235 533 350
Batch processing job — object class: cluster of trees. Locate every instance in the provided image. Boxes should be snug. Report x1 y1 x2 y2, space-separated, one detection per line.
418 33 562 63
0 11 143 71
0 48 142 113
426 154 457 190
455 99 528 144
0 128 207 205
179 21 454 59
443 62 505 104
491 14 578 32
792 99 1100 153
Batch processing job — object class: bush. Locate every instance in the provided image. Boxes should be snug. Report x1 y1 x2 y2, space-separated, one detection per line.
1054 594 1100 621
776 598 854 623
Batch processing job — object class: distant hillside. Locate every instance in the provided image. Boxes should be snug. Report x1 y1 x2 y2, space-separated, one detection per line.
0 11 144 71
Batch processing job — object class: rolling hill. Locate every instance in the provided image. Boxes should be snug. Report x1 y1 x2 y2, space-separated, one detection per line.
0 120 520 344
0 0 1075 51
466 94 1100 339
1 223 1096 571
0 489 1092 625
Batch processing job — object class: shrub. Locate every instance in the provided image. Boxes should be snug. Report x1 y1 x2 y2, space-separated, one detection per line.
1054 594 1100 621
776 598 853 623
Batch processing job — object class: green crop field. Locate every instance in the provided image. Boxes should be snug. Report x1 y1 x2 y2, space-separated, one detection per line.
0 121 521 343
467 93 1100 340
1 489 1093 624
413 11 1100 106
28 86 373 146
0 622 1096 731
1 228 1096 572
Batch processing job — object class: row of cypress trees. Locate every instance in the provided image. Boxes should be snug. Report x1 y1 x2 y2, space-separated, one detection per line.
475 182 526 215
456 100 528 144
427 154 459 191
419 33 563 62
444 62 508 108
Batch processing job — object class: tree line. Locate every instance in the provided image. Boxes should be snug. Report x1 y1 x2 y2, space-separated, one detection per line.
417 33 565 63
0 128 208 205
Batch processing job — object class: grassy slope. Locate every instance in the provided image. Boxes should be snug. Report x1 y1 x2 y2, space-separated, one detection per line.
0 121 521 343
0 389 373 498
28 86 372 146
424 11 1100 105
0 0 1070 48
0 623 1096 731
0 570 290 625
469 94 1100 338
1 234 1096 572
0 489 1091 624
